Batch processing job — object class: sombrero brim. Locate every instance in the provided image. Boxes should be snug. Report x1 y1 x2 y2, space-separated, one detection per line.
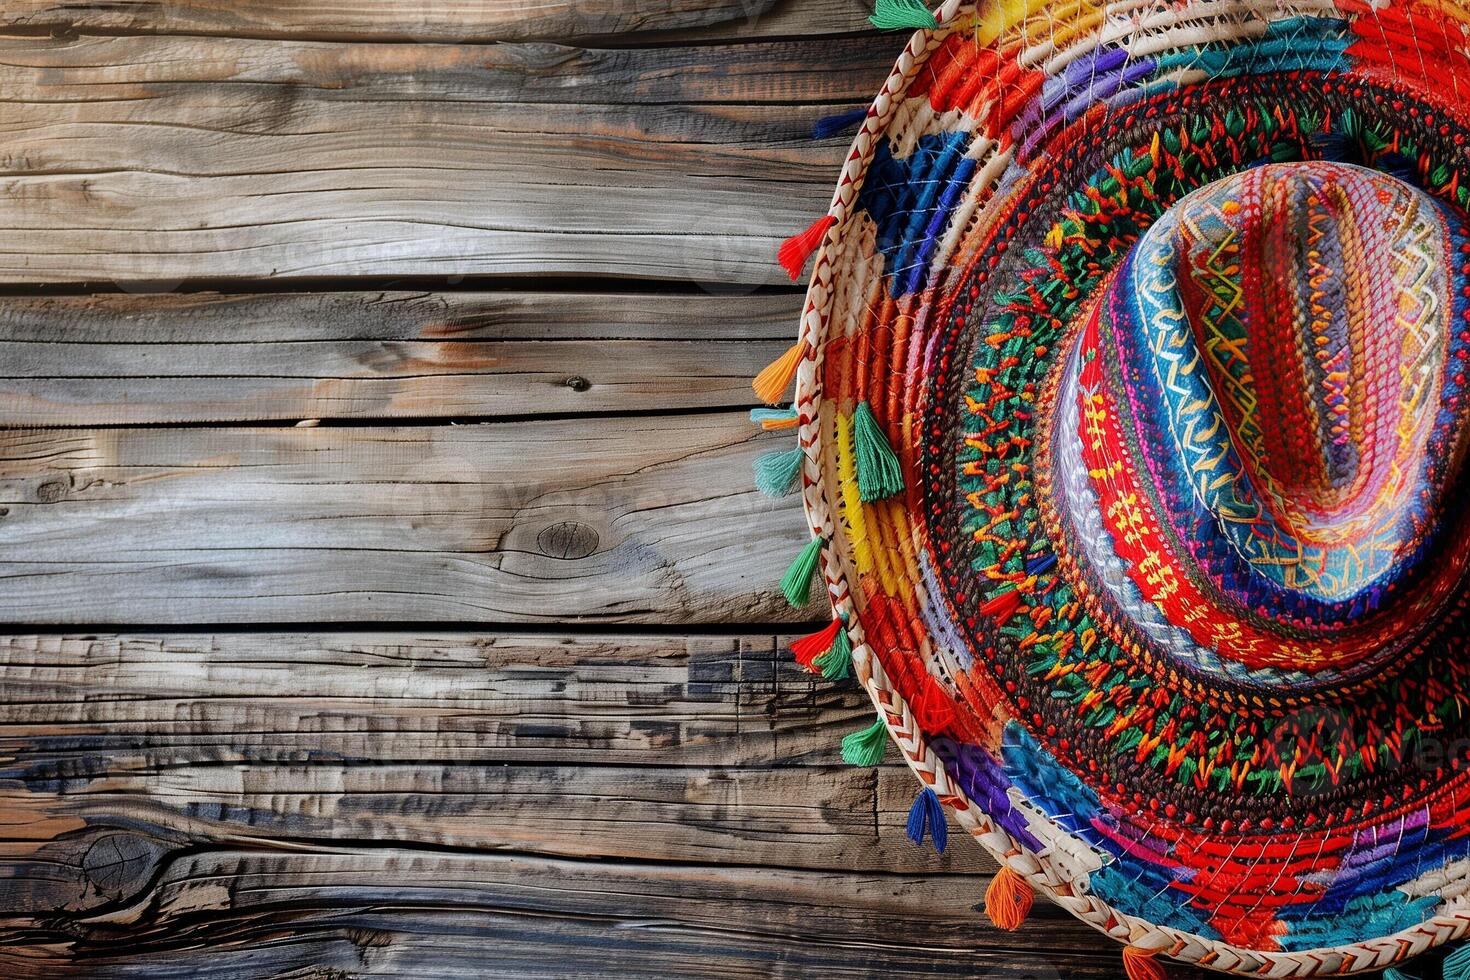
768 0 1470 974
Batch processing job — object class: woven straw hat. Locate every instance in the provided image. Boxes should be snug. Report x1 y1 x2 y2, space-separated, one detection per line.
752 0 1470 975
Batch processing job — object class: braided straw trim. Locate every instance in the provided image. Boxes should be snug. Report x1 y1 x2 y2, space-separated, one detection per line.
789 0 1470 973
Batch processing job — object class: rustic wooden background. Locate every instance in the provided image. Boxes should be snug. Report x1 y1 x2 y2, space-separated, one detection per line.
0 2 1380 977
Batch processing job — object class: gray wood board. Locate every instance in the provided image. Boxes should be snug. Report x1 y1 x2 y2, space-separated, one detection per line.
0 291 796 425
0 33 890 284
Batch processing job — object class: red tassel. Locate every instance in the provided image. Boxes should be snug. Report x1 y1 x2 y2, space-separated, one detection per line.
790 619 842 672
979 588 1022 625
1122 947 1167 980
778 214 837 281
914 675 956 734
1079 307 1103 388
983 866 1034 931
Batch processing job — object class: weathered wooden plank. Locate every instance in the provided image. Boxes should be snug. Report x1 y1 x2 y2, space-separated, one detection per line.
0 761 953 876
0 34 888 285
0 850 1150 980
0 633 973 914
0 291 796 425
0 414 808 623
1 0 872 44
0 632 858 768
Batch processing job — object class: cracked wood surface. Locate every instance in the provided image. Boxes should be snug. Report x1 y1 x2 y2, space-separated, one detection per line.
0 291 796 425
0 30 891 284
0 2 1198 977
0 0 872 43
0 632 1124 978
0 414 810 624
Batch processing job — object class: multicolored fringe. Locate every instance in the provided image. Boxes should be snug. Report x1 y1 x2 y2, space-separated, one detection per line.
983 867 1033 931
779 535 823 608
840 717 889 767
852 401 904 502
812 107 869 140
766 0 1470 975
752 342 802 405
1122 947 1166 980
791 617 853 680
778 215 836 281
749 406 798 431
753 446 803 498
905 787 948 852
869 0 938 30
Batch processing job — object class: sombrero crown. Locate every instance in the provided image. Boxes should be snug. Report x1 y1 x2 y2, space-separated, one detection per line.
752 1 1470 975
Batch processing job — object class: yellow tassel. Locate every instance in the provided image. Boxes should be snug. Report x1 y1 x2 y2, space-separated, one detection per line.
1122 946 1166 980
983 866 1033 931
753 342 804 405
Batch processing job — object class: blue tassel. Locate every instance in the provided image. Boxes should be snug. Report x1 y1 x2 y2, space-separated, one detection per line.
811 107 869 140
1444 945 1470 980
1379 151 1418 184
1025 552 1057 577
754 447 803 498
905 787 947 853
1309 130 1358 163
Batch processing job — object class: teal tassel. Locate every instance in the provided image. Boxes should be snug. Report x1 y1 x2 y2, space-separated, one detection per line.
1381 969 1417 980
813 624 852 680
853 401 905 502
1445 946 1470 980
869 0 938 30
749 406 798 427
781 536 824 607
841 716 889 766
754 447 803 497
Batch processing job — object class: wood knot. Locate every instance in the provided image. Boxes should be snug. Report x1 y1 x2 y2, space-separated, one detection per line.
35 479 68 504
565 375 591 393
537 521 599 560
82 834 165 900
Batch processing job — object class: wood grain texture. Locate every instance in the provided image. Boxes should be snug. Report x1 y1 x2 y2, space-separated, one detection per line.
1 0 873 43
0 415 810 624
0 633 957 881
0 5 1196 976
0 853 1140 979
0 32 889 285
0 291 796 425
0 632 1166 979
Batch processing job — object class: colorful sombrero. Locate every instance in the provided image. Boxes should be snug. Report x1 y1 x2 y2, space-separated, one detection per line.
752 0 1470 975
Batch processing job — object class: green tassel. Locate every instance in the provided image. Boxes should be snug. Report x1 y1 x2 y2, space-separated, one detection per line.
781 536 824 607
869 0 938 30
1444 946 1470 980
841 717 890 766
853 401 905 502
754 447 803 497
814 624 852 680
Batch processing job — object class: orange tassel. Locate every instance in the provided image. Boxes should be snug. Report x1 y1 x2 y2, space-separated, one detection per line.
753 342 804 404
790 619 842 673
1122 946 1167 980
983 866 1034 931
760 415 798 431
778 214 837 280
